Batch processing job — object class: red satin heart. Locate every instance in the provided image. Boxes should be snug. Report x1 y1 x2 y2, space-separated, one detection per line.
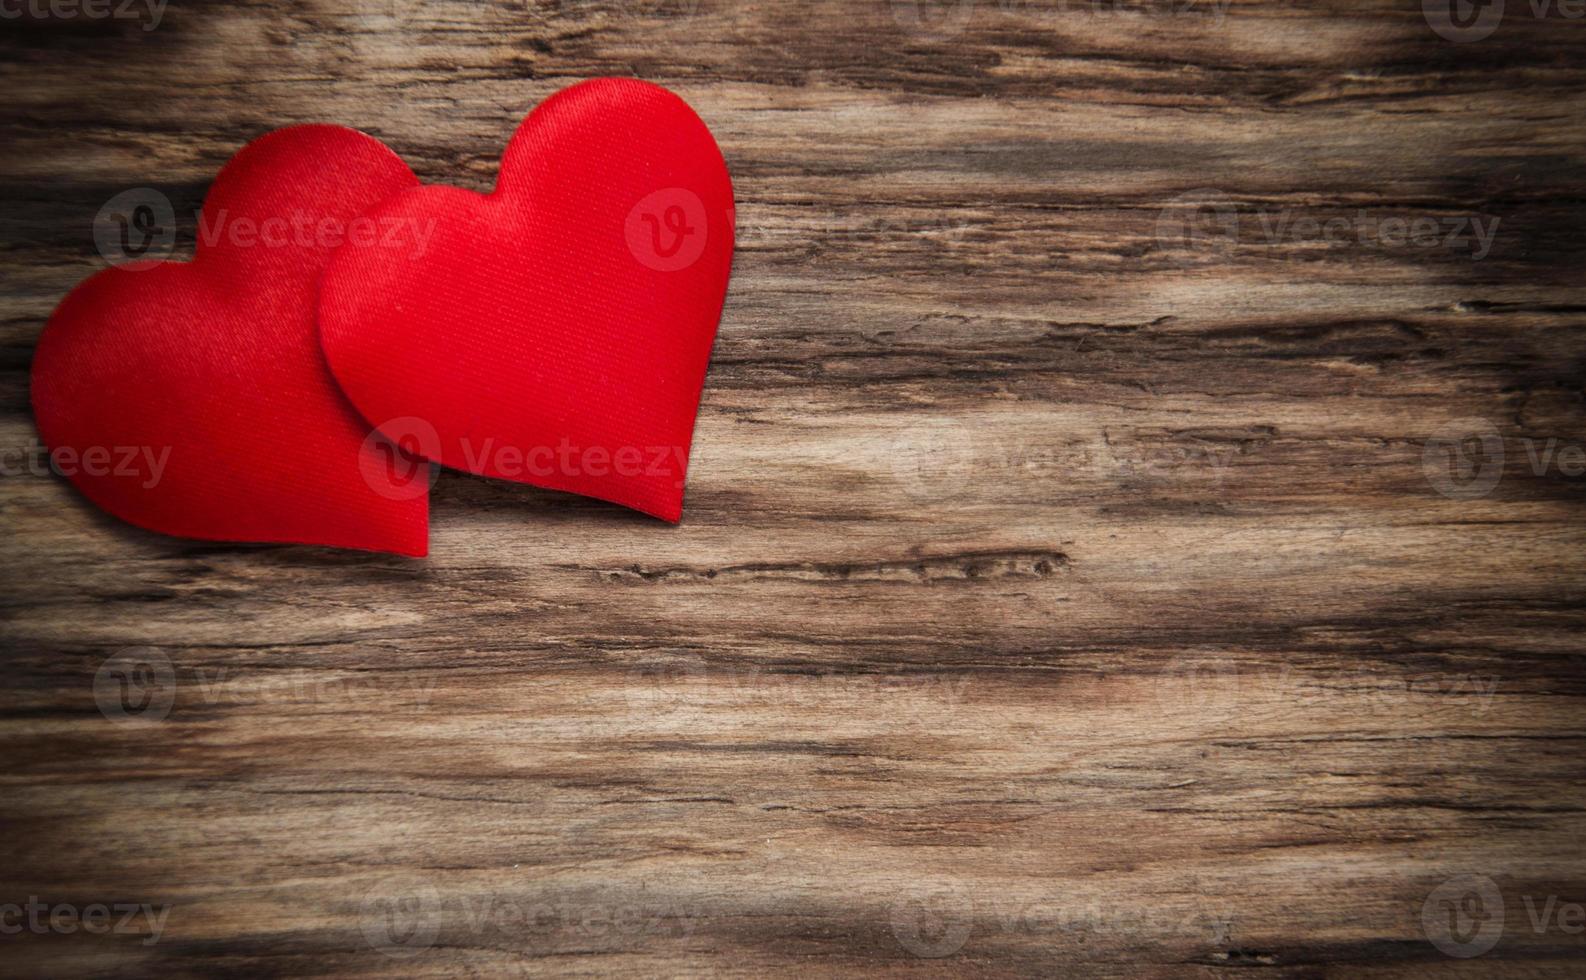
31 126 430 556
318 78 735 522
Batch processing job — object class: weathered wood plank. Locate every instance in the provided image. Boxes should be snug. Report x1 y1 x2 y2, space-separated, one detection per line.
3 0 1586 976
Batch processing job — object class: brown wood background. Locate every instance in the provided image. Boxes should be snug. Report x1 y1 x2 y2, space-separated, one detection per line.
4 0 1586 975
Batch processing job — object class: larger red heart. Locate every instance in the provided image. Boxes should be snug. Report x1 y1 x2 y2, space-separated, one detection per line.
31 126 430 556
318 78 735 522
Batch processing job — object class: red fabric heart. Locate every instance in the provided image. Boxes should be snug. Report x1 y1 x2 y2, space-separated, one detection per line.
31 126 430 556
318 78 735 522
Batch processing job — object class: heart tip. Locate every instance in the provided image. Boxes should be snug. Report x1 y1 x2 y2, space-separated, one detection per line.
392 537 430 559
366 528 429 559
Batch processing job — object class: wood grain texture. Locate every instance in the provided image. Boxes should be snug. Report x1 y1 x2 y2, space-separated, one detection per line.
3 0 1586 976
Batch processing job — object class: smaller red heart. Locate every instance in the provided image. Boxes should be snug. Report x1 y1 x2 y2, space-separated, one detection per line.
31 126 431 556
318 78 735 522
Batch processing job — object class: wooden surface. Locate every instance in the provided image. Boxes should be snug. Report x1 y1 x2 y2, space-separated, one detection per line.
4 0 1586 976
